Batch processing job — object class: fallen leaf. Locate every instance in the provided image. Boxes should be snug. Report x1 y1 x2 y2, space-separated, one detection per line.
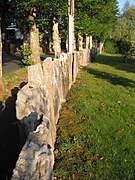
116 100 123 106
116 130 123 136
127 124 135 127
99 157 105 161
100 102 106 107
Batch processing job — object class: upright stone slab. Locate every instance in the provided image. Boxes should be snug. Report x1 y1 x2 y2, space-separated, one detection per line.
73 52 77 83
12 49 91 180
86 36 90 49
60 55 69 98
43 58 61 125
67 53 73 89
53 58 63 103
82 49 90 66
76 51 80 73
12 63 54 180
30 23 40 64
79 50 83 66
89 35 93 50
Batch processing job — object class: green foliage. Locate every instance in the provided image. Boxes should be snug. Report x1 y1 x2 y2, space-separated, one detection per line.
110 2 135 57
117 39 132 55
54 54 135 179
20 44 33 66
104 39 119 54
75 0 118 41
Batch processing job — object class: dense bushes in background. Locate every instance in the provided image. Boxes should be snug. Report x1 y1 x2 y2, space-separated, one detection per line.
104 39 135 58
104 39 118 54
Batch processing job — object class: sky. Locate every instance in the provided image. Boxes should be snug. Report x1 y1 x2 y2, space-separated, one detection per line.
118 0 135 11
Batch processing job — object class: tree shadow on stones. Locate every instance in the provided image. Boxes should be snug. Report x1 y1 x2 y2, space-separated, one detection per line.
84 67 135 88
94 55 135 74
0 82 27 180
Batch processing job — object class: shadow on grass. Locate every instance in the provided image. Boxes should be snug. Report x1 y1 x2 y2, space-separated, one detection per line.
94 55 135 73
84 67 135 88
0 82 27 180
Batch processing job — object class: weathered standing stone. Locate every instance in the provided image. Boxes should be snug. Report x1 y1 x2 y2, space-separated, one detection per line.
73 51 80 82
12 64 54 180
60 53 69 98
12 49 91 180
61 59 69 98
30 23 40 64
76 51 80 73
72 52 77 83
79 50 83 66
86 36 90 49
89 35 93 50
78 33 83 50
82 49 90 66
53 58 63 103
99 42 104 54
67 53 73 89
52 18 61 58
43 57 63 135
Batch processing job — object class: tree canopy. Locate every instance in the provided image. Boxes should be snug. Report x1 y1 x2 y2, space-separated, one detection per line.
75 0 119 41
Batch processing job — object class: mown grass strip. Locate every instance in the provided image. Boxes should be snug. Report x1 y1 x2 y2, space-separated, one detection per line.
0 68 28 102
54 54 135 180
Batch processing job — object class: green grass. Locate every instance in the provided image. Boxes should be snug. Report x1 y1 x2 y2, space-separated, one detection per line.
0 68 28 101
54 54 135 180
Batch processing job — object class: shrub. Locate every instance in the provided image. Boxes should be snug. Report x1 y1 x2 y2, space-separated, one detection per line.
20 44 33 66
104 40 118 54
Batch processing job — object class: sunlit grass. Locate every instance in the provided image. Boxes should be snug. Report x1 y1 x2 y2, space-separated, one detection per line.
54 54 135 179
0 68 28 101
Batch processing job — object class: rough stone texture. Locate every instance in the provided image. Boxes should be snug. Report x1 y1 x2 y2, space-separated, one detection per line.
67 53 73 89
86 36 90 49
30 23 40 64
52 18 61 58
72 52 77 83
79 50 83 66
89 35 93 50
12 49 90 180
78 33 83 50
82 49 90 66
12 64 54 180
43 58 61 126
60 54 69 98
99 42 104 54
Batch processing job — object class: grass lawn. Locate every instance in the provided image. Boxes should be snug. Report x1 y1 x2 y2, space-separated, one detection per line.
54 54 135 180
0 68 28 102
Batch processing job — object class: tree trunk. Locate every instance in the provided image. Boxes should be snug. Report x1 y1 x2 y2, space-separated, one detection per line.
99 42 104 54
89 35 93 50
86 36 90 49
78 33 83 50
0 18 2 76
29 8 40 64
52 18 61 58
30 23 40 64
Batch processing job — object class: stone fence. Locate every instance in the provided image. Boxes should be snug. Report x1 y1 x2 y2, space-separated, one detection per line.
11 49 90 180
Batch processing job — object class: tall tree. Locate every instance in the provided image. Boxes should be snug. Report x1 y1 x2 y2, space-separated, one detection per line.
75 0 118 42
110 1 135 53
12 0 45 64
12 0 68 59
